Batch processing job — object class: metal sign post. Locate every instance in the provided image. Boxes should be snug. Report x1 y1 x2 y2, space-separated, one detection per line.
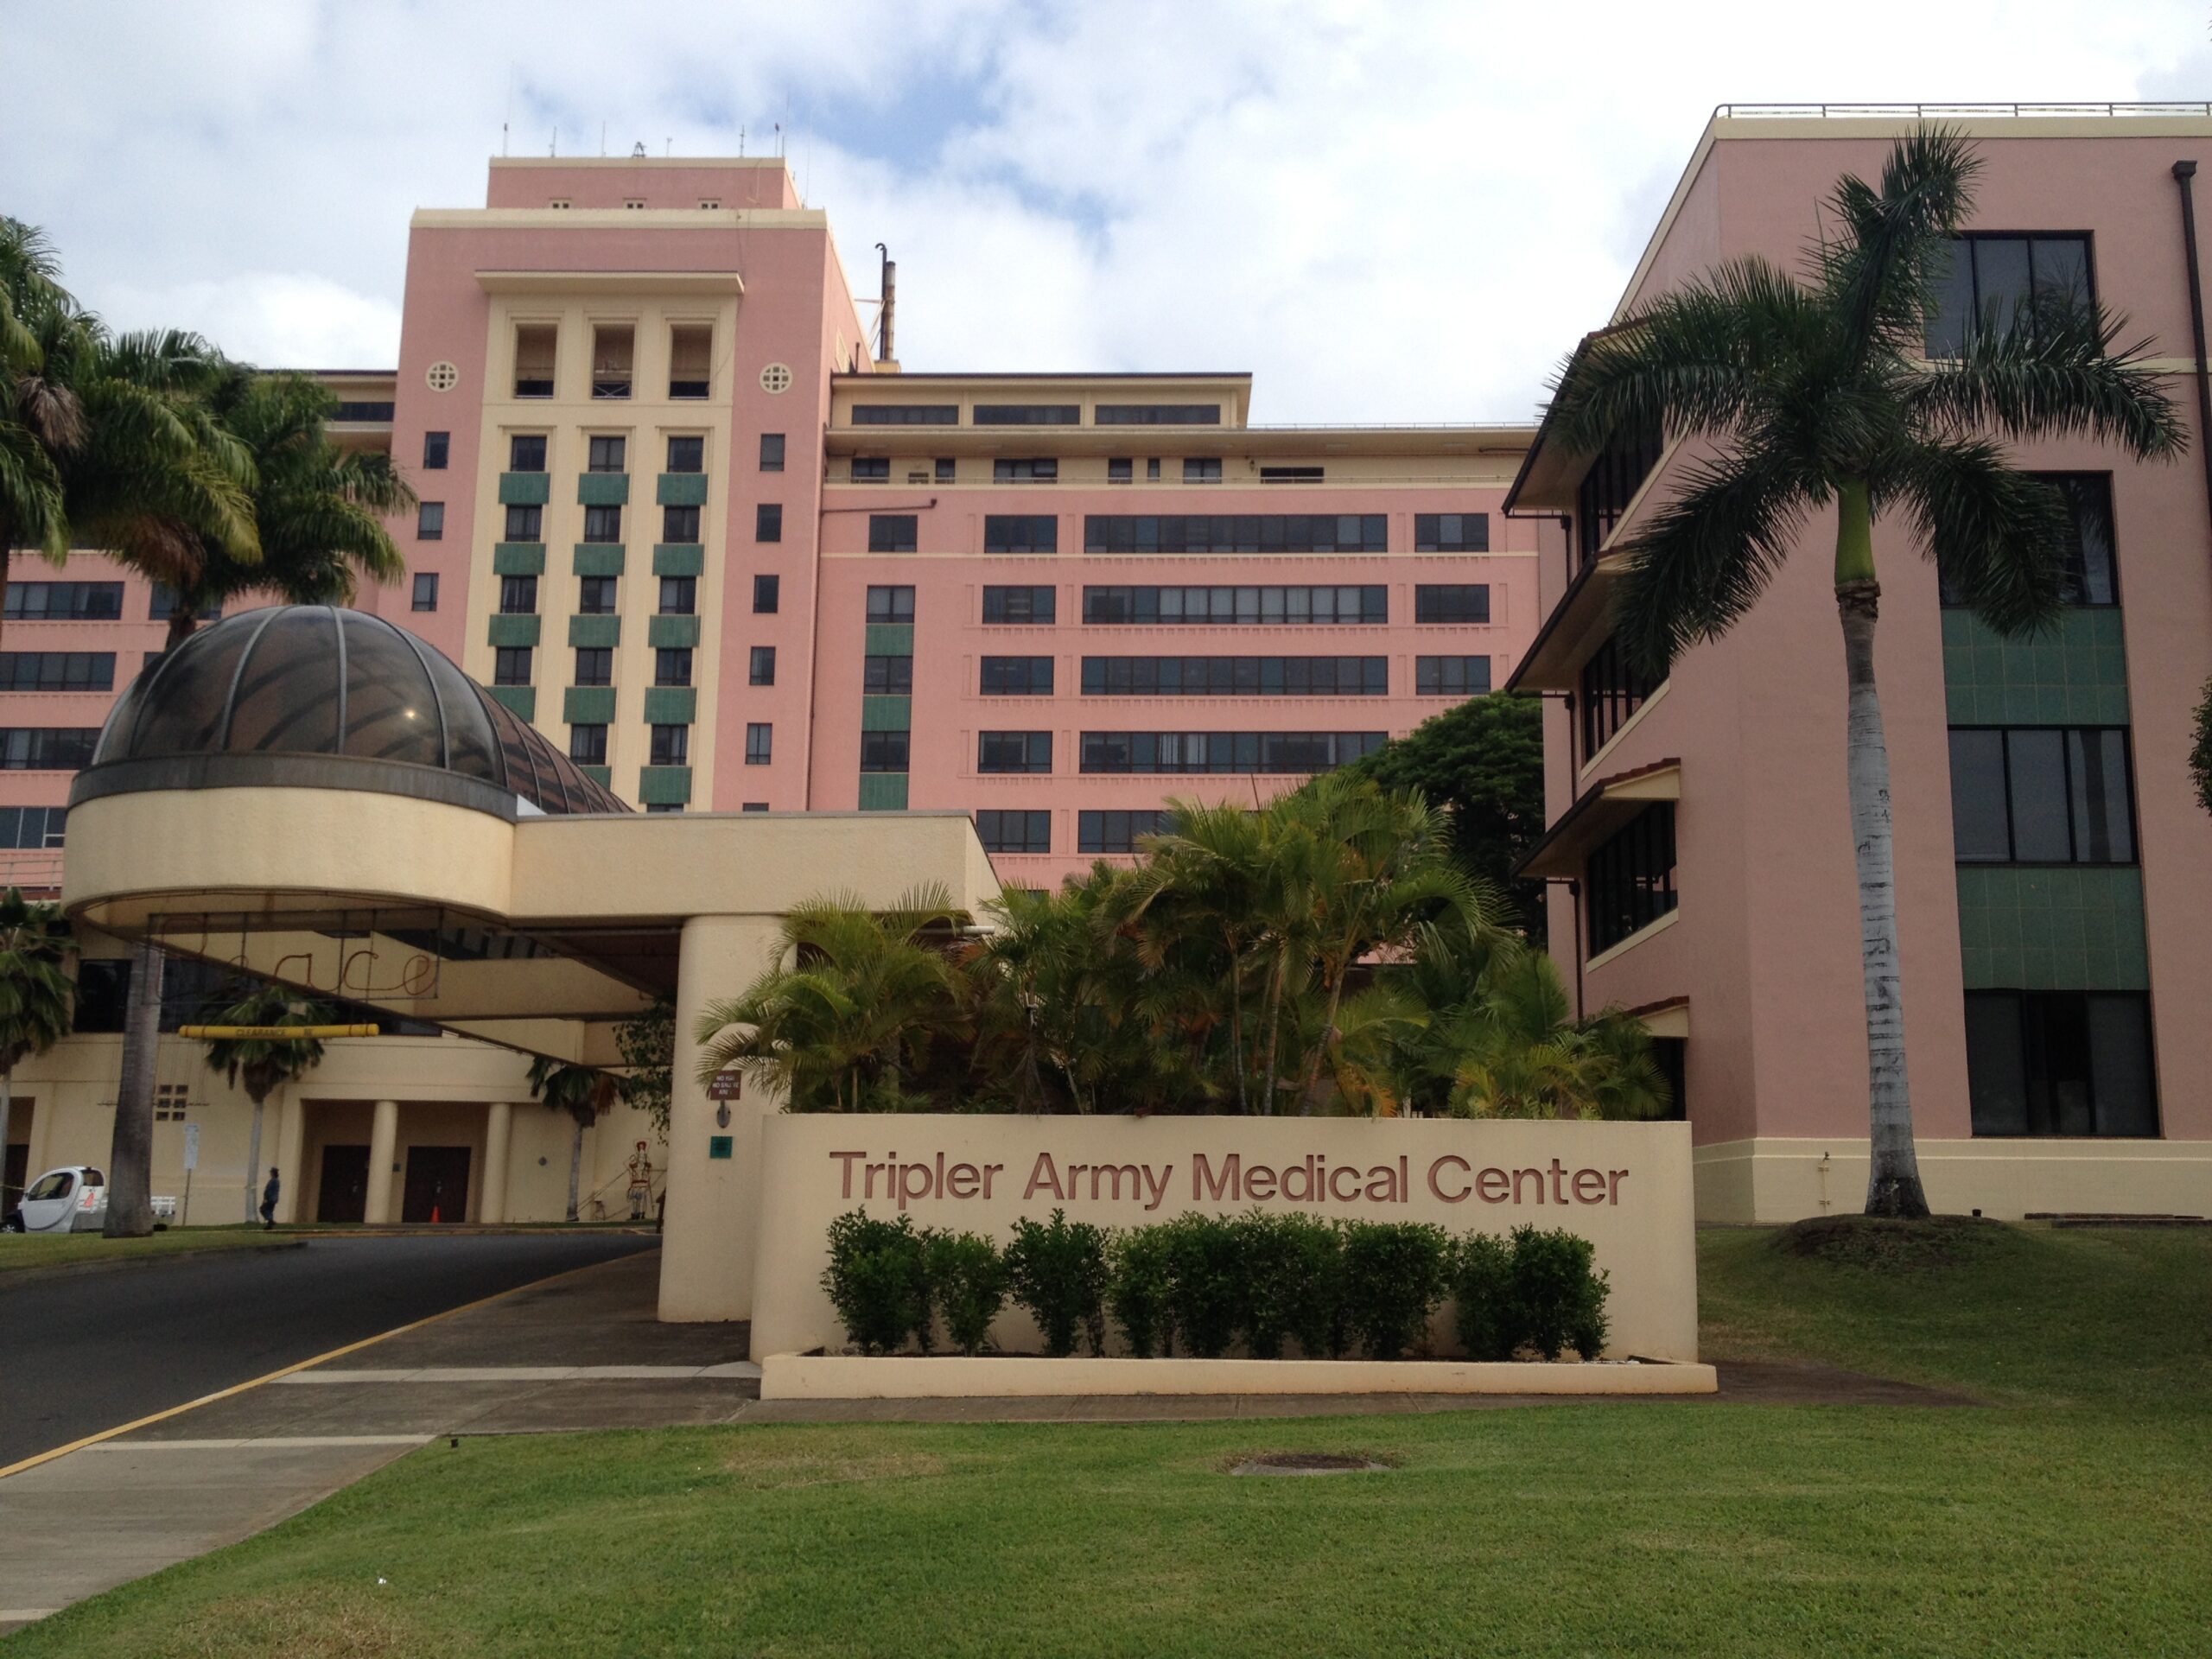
181 1123 199 1227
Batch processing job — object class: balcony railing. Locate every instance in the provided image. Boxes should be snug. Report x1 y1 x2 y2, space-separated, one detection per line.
1714 101 2212 120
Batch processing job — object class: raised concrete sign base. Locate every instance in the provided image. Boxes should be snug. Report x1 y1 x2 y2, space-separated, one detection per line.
762 1354 1719 1401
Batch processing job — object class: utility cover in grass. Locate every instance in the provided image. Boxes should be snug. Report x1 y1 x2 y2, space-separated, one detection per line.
1227 1453 1389 1477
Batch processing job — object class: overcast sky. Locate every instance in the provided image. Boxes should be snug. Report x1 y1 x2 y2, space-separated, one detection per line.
4 0 2209 423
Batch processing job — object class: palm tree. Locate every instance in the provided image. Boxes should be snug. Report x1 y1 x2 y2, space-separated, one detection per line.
1542 128 2182 1217
0 219 79 641
527 1056 615 1223
197 980 337 1224
1440 946 1670 1122
0 889 73 1208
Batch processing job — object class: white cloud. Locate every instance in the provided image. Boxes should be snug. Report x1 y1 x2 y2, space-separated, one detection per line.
3 0 2207 422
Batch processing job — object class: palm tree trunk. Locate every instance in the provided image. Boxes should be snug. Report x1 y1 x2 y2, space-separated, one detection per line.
104 938 163 1236
164 607 198 652
567 1113 585 1222
244 1090 267 1224
1835 481 1931 1220
1228 969 1248 1114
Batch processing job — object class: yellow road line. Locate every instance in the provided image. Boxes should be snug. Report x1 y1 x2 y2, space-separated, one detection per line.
0 1253 627 1481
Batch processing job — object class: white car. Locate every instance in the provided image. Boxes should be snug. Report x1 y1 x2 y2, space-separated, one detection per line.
3 1165 108 1233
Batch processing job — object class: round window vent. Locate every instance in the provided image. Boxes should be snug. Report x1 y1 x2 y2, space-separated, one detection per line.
760 362 793 395
425 360 460 392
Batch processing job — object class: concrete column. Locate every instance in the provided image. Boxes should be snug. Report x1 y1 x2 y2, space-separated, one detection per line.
365 1099 399 1226
661 912 780 1325
480 1101 513 1224
273 1093 308 1224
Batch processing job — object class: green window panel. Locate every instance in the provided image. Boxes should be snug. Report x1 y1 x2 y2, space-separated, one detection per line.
1955 864 2148 991
493 542 546 575
487 613 541 648
577 472 631 506
486 685 536 721
1942 609 2130 726
643 686 696 725
499 471 550 505
652 543 705 577
857 772 909 811
648 613 702 649
563 686 617 724
569 613 621 648
580 765 613 788
864 623 915 656
639 765 693 805
572 544 626 577
861 696 912 732
657 472 710 507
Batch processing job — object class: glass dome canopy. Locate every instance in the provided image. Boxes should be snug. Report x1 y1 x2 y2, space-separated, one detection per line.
83 606 627 818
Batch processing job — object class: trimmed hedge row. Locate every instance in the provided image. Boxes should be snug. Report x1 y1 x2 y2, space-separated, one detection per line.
820 1208 1611 1362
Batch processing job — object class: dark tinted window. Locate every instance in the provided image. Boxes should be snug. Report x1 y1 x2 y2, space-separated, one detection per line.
1416 656 1491 696
1080 657 1385 696
416 502 444 540
493 647 532 685
1082 585 1386 625
659 576 696 614
654 648 692 687
974 404 1078 426
756 504 783 543
1586 803 1676 955
994 458 1058 483
587 435 626 473
750 646 776 685
1580 633 1659 756
411 574 439 613
863 656 914 695
573 647 612 686
0 728 99 770
569 724 607 765
666 435 704 473
866 585 915 623
983 586 1056 624
504 504 543 542
1941 474 2116 608
1077 731 1384 774
499 575 537 614
1414 513 1488 552
753 575 779 613
1966 990 2156 1137
868 514 918 552
984 515 1058 554
850 457 890 481
975 809 1052 853
1926 234 2094 356
582 505 622 543
0 652 112 692
423 431 449 469
981 657 1054 696
649 724 689 766
760 433 785 472
978 731 1052 773
1952 726 2134 864
664 505 701 543
1415 585 1490 623
510 434 547 471
1077 809 1173 853
746 722 772 764
851 404 958 425
577 576 616 614
5 582 123 620
1095 404 1220 425
859 729 910 771
1084 516 1386 554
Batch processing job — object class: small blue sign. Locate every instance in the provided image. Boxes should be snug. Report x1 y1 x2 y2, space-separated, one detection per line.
709 1135 733 1160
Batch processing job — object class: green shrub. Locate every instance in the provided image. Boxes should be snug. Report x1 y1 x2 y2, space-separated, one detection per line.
1509 1225 1611 1360
1340 1220 1451 1360
1450 1230 1518 1361
1108 1224 1179 1357
927 1230 1009 1356
1005 1210 1109 1357
1236 1211 1346 1359
1160 1211 1244 1358
822 1211 931 1356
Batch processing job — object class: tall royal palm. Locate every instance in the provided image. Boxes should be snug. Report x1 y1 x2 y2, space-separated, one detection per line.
1546 129 2183 1217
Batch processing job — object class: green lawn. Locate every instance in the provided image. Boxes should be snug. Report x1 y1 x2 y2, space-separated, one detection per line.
0 1228 295 1274
8 1223 2209 1658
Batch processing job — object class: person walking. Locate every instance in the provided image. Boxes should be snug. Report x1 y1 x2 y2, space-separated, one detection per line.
258 1166 280 1230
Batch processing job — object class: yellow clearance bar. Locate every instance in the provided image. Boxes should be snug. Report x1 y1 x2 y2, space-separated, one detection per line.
177 1024 385 1040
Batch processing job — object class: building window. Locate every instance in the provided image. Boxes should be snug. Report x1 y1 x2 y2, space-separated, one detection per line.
493 647 532 686
984 515 1057 554
865 585 915 623
978 731 1052 774
1414 585 1491 624
1416 656 1491 697
1927 234 2094 357
981 657 1055 696
505 504 543 542
499 575 538 615
746 722 773 765
1147 458 1161 480
1082 584 1388 626
0 652 113 693
868 514 918 553
1084 516 1388 554
1096 404 1222 426
742 802 768 812
577 576 616 614
750 645 776 685
655 648 693 687
510 434 548 471
1580 633 1660 758
757 504 784 543
5 582 124 620
155 1083 189 1122
645 803 683 815
582 505 623 543
1077 810 1174 854
1586 804 1676 956
1574 415 1663 571
974 404 1079 426
851 457 890 483
976 810 1052 854
993 457 1058 484
666 435 705 473
852 404 959 425
664 505 702 543
1109 458 1134 484
591 325 634 399
753 575 780 613
1078 731 1383 775
588 435 626 474
1081 657 1387 696
862 655 914 694
983 586 1057 625
423 431 449 470
1965 989 2156 1137
934 457 956 483
1941 474 2117 608
569 724 608 766
1949 727 2136 864
573 647 613 687
659 576 696 614
760 433 785 473
416 502 445 541
0 805 66 849
650 724 690 766
860 729 911 772
1415 513 1489 552
1260 466 1325 485
0 728 99 771
513 325 556 398
668 325 711 398
411 573 439 613
1183 458 1223 484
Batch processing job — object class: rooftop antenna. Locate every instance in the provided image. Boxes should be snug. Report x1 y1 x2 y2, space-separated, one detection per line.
739 126 747 157
664 137 671 156
550 127 557 157
600 121 607 157
874 243 896 364
774 120 784 158
502 66 513 156
632 140 646 158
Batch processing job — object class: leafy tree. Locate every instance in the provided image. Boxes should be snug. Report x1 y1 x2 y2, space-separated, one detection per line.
613 999 674 1135
1542 129 2181 1217
0 889 72 1208
2191 676 2212 817
527 1056 615 1223
198 979 337 1224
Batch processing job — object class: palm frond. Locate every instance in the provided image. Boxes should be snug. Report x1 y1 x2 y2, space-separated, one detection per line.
1879 436 2071 634
1908 302 2188 460
1818 124 1980 359
1608 452 1810 674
